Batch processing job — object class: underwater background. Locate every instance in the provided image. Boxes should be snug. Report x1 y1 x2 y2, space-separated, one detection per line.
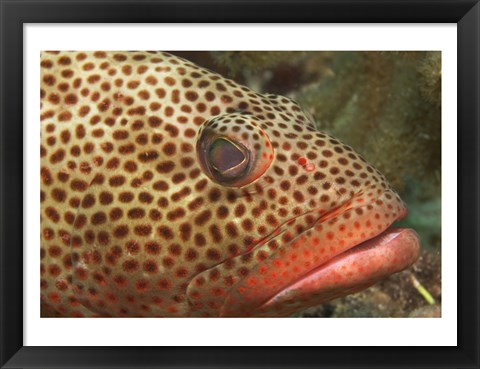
170 51 442 318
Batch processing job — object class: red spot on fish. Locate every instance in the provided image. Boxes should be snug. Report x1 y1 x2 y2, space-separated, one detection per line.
48 292 60 304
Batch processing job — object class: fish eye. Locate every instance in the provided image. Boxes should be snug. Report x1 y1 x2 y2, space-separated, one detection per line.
208 138 250 182
196 114 274 188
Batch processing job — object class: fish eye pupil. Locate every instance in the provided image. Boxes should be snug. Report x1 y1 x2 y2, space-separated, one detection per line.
208 138 249 180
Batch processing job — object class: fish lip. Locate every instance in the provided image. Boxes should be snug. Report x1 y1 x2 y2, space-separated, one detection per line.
257 227 420 313
302 225 420 277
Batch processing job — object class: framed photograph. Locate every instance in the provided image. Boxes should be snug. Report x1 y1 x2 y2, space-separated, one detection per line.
1 0 478 368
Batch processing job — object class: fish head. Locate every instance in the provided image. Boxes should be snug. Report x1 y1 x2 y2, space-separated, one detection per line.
190 100 420 317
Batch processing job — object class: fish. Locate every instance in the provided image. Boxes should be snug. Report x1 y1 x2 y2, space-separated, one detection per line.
40 51 420 317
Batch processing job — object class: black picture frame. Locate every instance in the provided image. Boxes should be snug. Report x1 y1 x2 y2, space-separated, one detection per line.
1 0 478 368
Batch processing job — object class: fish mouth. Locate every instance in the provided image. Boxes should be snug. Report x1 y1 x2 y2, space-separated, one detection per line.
256 227 420 315
219 190 421 317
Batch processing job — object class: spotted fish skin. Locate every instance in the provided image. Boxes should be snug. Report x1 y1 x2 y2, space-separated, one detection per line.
40 51 420 317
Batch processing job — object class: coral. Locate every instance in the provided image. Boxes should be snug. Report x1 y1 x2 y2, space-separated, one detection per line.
211 51 302 74
417 51 442 107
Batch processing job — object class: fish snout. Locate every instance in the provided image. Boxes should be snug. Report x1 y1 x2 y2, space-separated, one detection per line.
217 186 416 317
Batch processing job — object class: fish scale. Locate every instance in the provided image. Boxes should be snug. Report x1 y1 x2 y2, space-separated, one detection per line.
40 51 419 317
